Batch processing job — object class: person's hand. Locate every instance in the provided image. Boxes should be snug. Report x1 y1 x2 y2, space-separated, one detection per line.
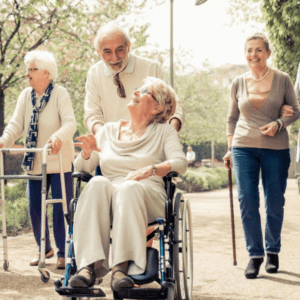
0 142 3 149
223 151 232 170
260 121 278 137
169 118 181 132
123 166 153 181
280 105 293 117
74 134 100 160
47 136 62 155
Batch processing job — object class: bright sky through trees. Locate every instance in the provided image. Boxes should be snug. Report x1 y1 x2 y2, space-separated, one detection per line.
145 0 265 70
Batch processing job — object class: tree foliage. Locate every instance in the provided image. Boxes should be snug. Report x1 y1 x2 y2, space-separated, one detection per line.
0 0 153 137
229 0 300 82
176 69 228 145
261 0 300 82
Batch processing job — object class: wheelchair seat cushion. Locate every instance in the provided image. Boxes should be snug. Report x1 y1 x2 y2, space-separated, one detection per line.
129 247 159 285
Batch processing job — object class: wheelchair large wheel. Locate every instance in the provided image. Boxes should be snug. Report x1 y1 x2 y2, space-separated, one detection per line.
173 193 193 300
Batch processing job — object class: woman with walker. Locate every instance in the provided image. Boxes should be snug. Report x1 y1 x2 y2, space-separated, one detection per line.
0 50 76 269
223 33 300 279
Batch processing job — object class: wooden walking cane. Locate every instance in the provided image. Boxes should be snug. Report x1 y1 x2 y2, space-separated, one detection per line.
227 162 237 266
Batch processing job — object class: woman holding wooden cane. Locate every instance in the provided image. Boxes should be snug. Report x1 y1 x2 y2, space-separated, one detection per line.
223 33 300 279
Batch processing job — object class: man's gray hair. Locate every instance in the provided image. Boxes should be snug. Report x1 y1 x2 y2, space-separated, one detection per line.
94 22 131 51
144 77 177 124
24 50 58 80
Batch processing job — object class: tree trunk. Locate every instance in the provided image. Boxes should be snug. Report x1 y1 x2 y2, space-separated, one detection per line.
0 88 4 137
211 140 215 168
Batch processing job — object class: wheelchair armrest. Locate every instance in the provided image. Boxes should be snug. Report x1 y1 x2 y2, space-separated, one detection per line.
165 171 179 179
72 171 93 182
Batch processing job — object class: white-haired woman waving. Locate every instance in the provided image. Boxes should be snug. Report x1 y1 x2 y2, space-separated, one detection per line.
0 50 77 269
70 77 187 292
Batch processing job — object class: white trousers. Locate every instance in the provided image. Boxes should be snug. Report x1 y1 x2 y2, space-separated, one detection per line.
73 176 166 278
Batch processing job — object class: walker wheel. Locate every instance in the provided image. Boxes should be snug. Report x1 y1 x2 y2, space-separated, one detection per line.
41 270 50 283
3 261 9 271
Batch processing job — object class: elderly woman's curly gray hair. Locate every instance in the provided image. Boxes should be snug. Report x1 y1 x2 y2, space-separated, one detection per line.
144 77 177 124
24 50 58 81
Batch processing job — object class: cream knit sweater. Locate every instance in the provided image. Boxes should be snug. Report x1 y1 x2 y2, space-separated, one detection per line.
0 84 77 174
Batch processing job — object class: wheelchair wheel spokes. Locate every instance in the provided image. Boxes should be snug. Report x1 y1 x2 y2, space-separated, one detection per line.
173 193 193 300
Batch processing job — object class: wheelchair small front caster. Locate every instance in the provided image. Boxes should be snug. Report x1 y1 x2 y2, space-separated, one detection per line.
3 260 9 271
54 280 62 288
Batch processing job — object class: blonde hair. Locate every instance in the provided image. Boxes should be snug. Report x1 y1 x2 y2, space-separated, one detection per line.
144 77 177 124
24 50 58 80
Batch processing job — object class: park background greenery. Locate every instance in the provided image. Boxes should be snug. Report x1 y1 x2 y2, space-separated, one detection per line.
1 0 300 234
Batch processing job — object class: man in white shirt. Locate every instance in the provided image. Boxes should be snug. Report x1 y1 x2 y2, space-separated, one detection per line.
84 22 184 134
186 146 196 168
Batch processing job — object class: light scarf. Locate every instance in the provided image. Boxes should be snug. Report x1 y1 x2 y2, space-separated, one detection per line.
22 82 54 172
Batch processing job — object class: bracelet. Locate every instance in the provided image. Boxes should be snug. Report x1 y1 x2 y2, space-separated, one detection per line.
151 165 157 177
275 120 281 132
228 147 232 152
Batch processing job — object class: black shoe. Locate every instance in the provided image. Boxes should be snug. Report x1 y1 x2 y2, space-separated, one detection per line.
265 253 279 273
245 258 264 279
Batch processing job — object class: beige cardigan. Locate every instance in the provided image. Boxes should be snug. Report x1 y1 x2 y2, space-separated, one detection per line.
0 84 77 174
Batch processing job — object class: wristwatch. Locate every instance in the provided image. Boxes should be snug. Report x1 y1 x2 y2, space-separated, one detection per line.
151 165 157 177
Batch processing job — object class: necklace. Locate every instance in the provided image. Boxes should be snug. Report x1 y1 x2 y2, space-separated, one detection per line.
251 67 270 82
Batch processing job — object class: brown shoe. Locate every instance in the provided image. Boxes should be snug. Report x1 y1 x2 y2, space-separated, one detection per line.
56 257 65 269
30 248 54 266
69 266 96 287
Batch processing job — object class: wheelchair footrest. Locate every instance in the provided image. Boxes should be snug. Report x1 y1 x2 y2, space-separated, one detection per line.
129 247 159 285
55 286 106 298
115 287 167 299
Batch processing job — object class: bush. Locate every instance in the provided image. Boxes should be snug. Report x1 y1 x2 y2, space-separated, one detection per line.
0 180 55 236
178 167 235 193
3 152 24 176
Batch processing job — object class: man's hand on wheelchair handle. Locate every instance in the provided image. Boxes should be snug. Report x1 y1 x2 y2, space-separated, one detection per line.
74 134 101 160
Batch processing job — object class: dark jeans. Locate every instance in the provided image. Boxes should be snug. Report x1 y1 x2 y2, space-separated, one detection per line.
232 147 290 257
27 172 72 257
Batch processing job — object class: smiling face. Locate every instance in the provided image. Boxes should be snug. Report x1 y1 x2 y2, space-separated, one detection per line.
97 31 130 73
245 38 271 71
127 85 160 122
25 62 50 92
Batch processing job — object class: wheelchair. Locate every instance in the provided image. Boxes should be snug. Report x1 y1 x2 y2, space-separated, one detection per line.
55 169 193 300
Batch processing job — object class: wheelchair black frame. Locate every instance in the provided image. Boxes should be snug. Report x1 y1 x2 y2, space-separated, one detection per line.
55 171 183 300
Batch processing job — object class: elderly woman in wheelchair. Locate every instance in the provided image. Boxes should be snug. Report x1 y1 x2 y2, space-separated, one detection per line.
70 77 188 292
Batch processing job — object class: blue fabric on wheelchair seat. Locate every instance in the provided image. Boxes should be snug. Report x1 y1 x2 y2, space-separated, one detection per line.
129 247 159 284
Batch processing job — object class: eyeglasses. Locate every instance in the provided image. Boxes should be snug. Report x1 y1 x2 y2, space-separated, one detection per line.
113 73 126 98
27 68 39 73
135 87 158 103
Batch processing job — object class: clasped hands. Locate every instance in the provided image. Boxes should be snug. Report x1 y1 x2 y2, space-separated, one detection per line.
260 104 292 137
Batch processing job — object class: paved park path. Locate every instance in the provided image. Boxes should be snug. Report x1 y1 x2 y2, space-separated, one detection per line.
1 179 300 299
